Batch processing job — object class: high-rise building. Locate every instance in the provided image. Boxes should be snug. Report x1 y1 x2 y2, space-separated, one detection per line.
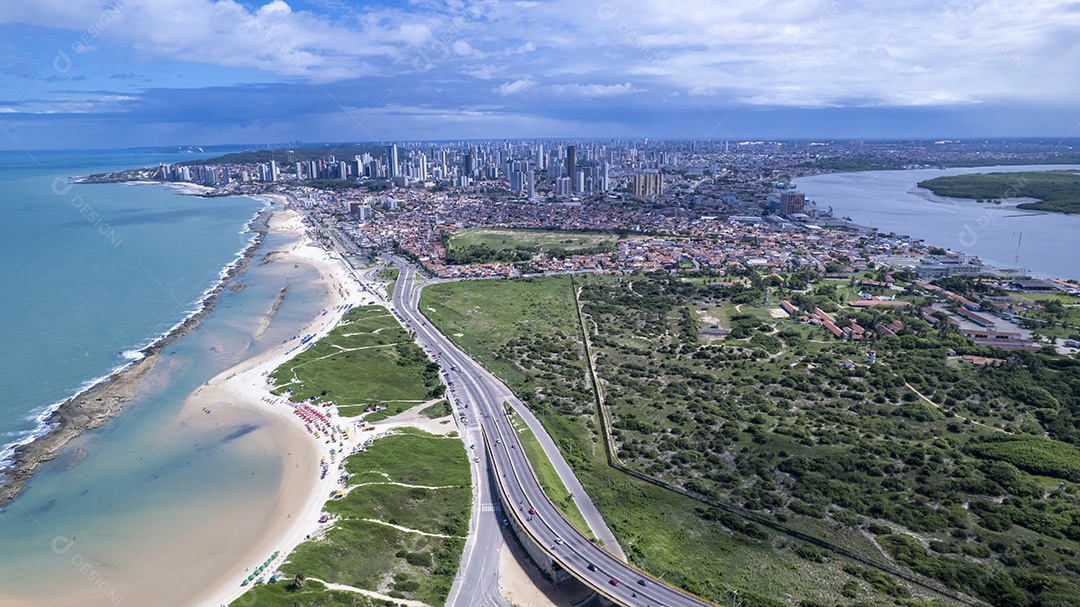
566 145 576 192
780 192 806 215
349 203 370 220
633 170 663 198
269 160 279 182
526 167 536 200
387 144 399 179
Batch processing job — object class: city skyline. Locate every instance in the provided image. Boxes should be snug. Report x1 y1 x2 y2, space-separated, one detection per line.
2 0 1080 149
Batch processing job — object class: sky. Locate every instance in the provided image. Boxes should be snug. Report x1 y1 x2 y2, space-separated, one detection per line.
1 0 1079 149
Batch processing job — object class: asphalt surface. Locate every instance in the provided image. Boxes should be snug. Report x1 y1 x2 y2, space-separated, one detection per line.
388 261 716 607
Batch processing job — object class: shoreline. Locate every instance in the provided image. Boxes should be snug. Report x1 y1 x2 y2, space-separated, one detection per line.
176 209 382 607
0 206 385 607
0 204 273 508
798 164 1080 282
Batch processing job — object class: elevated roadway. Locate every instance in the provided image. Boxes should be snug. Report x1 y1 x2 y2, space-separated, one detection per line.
390 263 716 607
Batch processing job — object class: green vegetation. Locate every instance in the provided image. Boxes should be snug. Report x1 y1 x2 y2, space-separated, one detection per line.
375 267 400 281
230 579 397 607
294 179 365 191
376 266 400 300
420 399 452 419
917 171 1080 214
422 272 1080 607
233 431 470 607
185 144 386 167
443 228 618 265
269 306 440 409
967 435 1080 481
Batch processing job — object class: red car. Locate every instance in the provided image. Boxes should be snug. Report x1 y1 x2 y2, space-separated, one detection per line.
528 507 536 515
609 578 619 586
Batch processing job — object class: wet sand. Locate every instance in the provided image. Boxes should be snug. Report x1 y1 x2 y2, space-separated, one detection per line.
0 206 414 607
3 208 355 605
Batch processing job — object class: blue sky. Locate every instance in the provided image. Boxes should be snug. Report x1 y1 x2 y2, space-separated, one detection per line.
2 0 1079 149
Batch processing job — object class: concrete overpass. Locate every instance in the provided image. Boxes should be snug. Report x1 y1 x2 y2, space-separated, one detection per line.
390 262 718 607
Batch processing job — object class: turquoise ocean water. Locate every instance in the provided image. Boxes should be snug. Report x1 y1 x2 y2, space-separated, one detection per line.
0 150 333 603
0 150 263 466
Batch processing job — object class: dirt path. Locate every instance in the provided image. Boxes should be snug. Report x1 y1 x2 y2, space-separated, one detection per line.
307 577 433 607
905 382 1009 434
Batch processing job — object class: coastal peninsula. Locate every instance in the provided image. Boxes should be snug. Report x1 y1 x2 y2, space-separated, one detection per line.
917 170 1080 214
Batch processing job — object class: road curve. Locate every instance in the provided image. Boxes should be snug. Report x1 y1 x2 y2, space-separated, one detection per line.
389 262 717 607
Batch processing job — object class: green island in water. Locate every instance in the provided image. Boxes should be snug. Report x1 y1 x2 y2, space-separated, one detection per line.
917 170 1080 214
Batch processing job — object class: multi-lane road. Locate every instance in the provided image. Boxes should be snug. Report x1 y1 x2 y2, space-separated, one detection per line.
389 261 716 607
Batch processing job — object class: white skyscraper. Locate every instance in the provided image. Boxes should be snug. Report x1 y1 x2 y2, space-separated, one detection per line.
387 144 399 179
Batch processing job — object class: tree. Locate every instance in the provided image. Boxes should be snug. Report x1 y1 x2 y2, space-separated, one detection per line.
291 572 307 590
1043 299 1066 320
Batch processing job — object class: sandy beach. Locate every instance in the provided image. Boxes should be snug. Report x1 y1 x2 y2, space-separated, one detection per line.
184 209 465 607
180 208 435 607
179 209 368 607
0 202 450 607
0 207 388 607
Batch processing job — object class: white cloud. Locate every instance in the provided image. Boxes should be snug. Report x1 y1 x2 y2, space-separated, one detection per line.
1 0 1078 109
15 94 140 114
257 0 292 16
551 83 642 97
497 78 537 95
0 0 436 82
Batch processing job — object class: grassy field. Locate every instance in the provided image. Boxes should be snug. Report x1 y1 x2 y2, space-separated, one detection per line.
421 274 583 387
376 266 399 299
448 228 618 252
419 276 888 607
420 399 452 419
420 273 1080 607
233 430 470 607
269 306 439 408
230 579 396 607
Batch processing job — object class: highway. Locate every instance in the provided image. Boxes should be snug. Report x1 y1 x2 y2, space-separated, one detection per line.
389 262 717 607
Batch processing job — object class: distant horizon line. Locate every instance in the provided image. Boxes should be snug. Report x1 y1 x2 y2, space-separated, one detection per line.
4 135 1080 153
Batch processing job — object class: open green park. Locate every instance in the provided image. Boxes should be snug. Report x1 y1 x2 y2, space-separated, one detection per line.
421 272 1080 607
269 305 442 418
443 227 619 264
917 170 1080 214
232 430 470 607
234 303 468 607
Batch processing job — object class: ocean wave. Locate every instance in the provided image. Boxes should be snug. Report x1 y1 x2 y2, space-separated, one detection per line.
1 200 269 475
0 353 148 472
